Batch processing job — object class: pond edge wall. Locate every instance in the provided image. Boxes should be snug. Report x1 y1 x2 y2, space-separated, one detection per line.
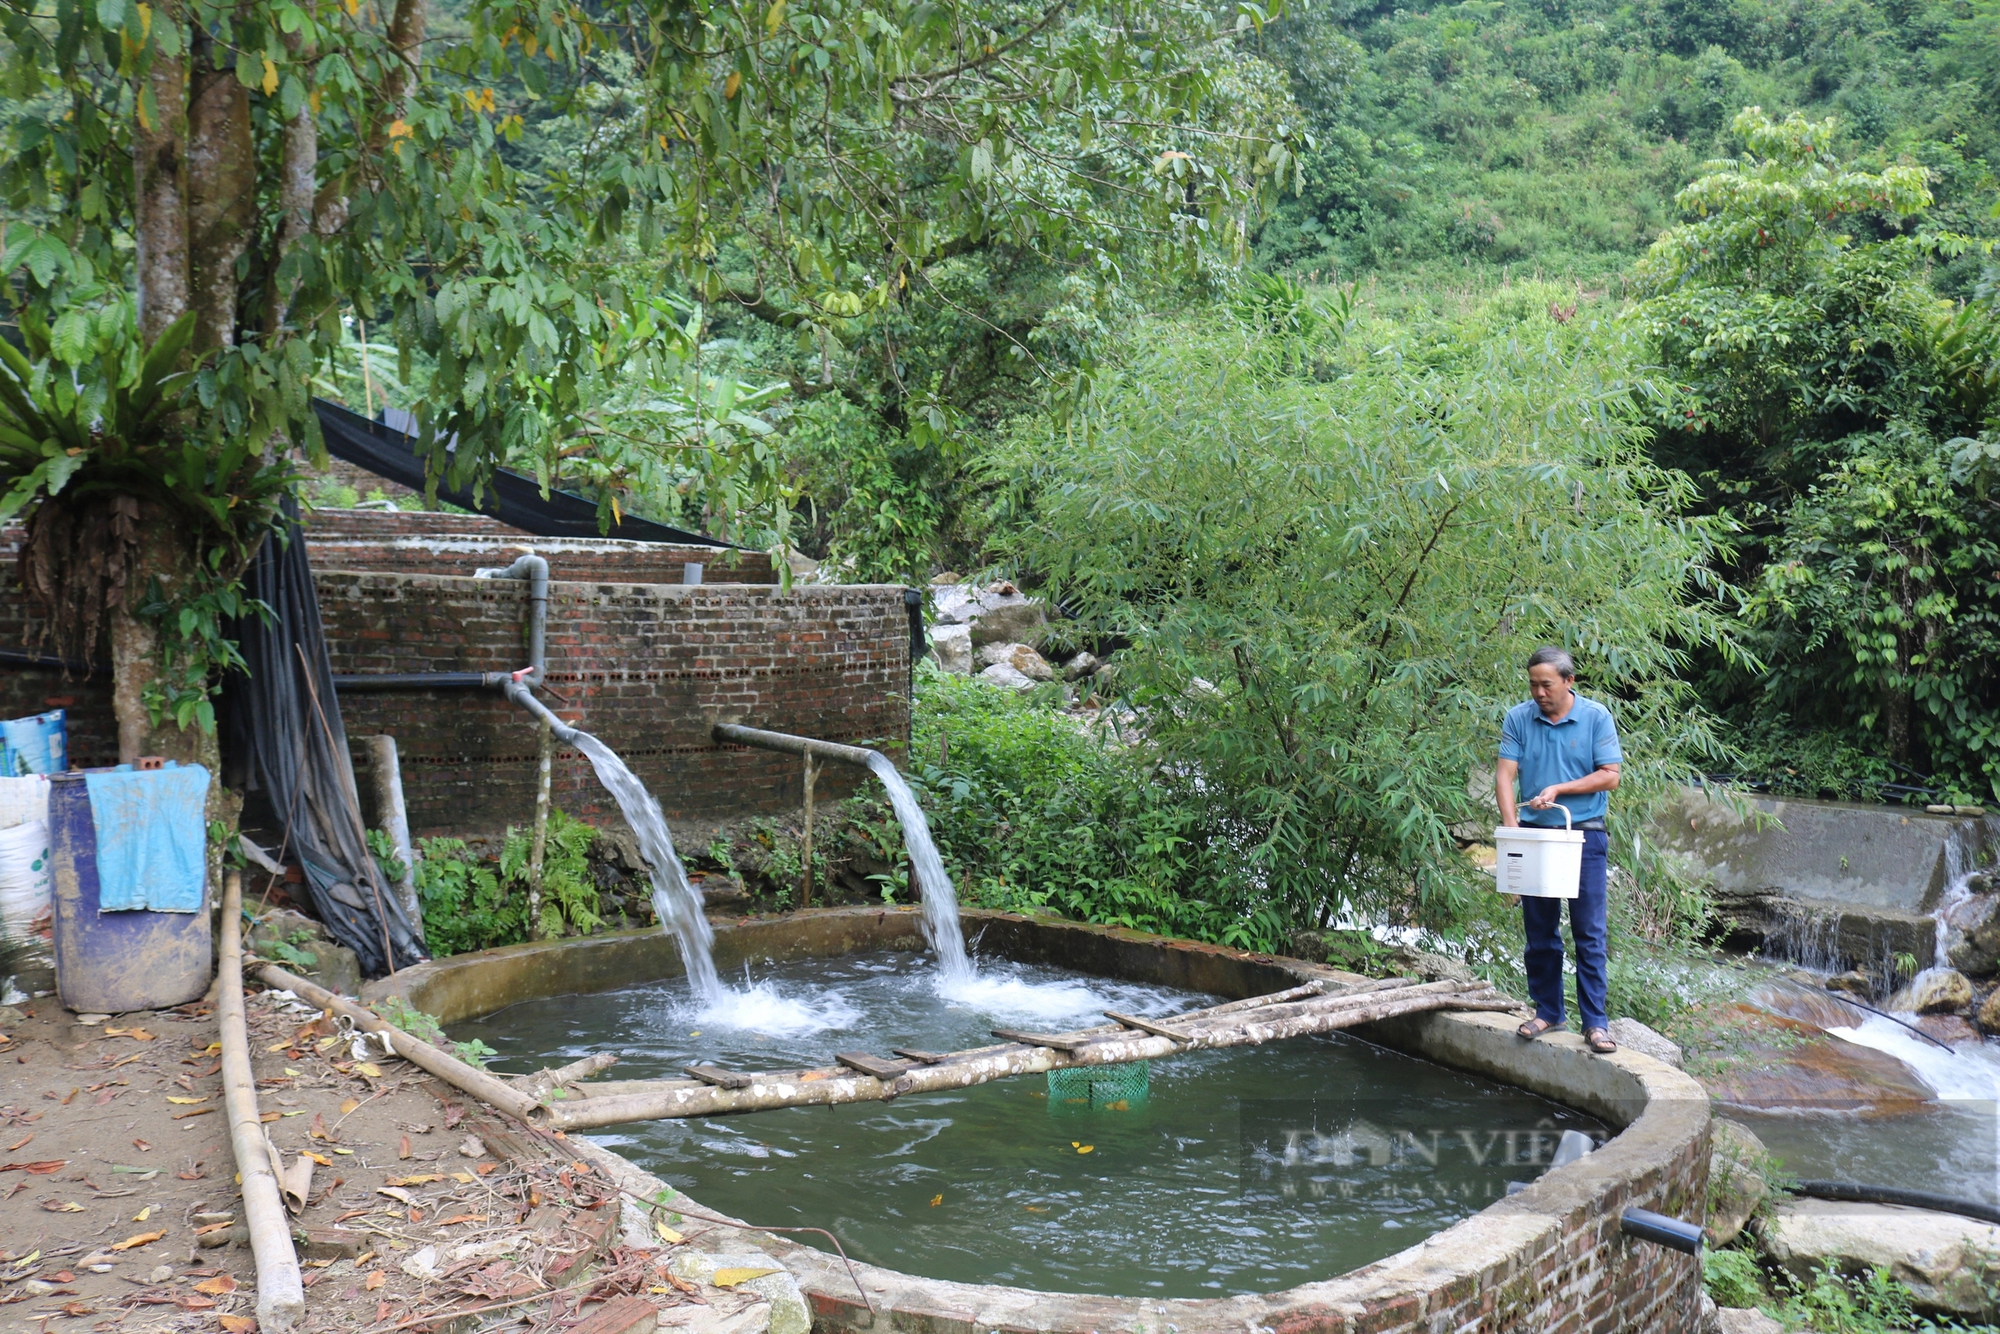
374 908 1710 1334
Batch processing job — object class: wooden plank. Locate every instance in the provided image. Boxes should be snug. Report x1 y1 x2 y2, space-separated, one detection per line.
1104 1011 1195 1043
891 1048 951 1064
834 1051 912 1080
991 1027 1095 1053
683 1064 754 1090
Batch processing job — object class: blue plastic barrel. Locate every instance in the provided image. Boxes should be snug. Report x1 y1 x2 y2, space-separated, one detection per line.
49 771 212 1013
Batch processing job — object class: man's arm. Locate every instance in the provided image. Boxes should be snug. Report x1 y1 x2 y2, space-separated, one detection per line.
1525 764 1621 810
1497 758 1520 828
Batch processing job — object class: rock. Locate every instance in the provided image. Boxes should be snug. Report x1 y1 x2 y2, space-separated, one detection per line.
1715 1311 1783 1334
1694 1291 1720 1334
1914 1013 1981 1046
1701 1003 1933 1114
931 584 982 625
308 941 363 998
146 1265 173 1284
668 1251 809 1334
1607 1017 1683 1069
969 599 1046 647
1947 893 2000 976
0 1004 23 1029
1825 969 1875 997
929 572 961 586
1759 1198 2000 1318
1979 987 2000 1034
1890 968 1974 1015
1706 1119 1768 1248
977 663 1038 693
986 580 1017 595
930 623 973 675
978 643 1054 680
1062 650 1101 681
458 1135 488 1159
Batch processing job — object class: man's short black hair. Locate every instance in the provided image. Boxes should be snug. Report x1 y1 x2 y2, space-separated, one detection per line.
1527 646 1576 679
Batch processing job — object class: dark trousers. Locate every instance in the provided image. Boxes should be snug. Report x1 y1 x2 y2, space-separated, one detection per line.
1520 829 1609 1032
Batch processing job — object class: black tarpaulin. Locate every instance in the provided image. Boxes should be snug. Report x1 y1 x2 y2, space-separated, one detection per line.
227 496 427 976
311 398 744 546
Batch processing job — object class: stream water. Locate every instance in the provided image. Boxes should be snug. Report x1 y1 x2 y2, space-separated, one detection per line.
457 951 1609 1297
864 752 969 982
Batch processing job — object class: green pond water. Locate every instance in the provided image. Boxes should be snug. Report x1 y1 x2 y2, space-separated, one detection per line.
456 950 1607 1297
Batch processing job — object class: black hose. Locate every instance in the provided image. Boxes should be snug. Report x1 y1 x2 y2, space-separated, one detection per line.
903 587 926 686
1792 1180 2000 1226
1776 977 1956 1054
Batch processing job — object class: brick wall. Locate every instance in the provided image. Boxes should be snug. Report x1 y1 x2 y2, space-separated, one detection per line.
0 525 905 838
321 571 909 838
301 508 780 585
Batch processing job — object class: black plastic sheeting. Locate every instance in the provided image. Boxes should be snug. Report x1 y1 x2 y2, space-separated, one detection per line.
226 496 427 977
312 398 743 546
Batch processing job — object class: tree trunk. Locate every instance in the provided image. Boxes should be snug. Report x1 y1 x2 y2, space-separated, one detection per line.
133 3 190 344
268 30 317 333
186 23 254 353
108 505 215 772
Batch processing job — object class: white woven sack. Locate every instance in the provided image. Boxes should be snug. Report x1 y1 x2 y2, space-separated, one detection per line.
0 818 51 936
0 775 49 830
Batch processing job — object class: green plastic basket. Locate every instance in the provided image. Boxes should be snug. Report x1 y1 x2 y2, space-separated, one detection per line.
1047 1061 1149 1112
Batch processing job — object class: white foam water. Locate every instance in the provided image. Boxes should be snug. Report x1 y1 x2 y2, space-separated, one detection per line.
569 731 720 1001
682 968 862 1038
934 964 1115 1027
866 751 971 981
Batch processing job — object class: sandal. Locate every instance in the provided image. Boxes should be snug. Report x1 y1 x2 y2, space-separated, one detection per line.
1585 1027 1618 1054
1517 1017 1557 1040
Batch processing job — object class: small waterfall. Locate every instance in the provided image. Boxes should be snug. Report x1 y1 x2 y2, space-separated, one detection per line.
865 751 972 982
1762 901 1845 976
568 732 720 1001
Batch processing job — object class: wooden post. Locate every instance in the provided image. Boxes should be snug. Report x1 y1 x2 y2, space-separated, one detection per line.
800 752 821 909
527 715 553 938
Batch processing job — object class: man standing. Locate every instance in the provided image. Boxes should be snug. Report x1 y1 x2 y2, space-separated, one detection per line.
1496 646 1622 1054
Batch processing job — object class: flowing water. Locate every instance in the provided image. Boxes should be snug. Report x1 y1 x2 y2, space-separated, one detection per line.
570 732 719 1000
457 951 1608 1297
865 752 970 982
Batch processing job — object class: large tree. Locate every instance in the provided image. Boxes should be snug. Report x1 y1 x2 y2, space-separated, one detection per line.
0 0 1299 757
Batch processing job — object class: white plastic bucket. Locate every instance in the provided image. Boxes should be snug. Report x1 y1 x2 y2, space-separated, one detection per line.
1494 803 1584 898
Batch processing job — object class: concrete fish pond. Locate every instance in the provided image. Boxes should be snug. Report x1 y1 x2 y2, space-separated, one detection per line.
372 908 1711 1333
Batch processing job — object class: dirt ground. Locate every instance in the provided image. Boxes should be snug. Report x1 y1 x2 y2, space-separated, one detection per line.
1 988 722 1334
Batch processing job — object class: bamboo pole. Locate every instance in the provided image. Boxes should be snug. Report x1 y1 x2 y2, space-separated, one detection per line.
513 1051 619 1102
537 985 1520 1130
253 963 542 1123
218 871 306 1331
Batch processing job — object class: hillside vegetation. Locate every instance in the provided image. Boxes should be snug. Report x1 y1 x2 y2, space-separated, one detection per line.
1253 0 2000 288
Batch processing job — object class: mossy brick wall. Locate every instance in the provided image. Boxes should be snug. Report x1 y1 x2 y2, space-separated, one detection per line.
319 571 909 838
0 526 905 837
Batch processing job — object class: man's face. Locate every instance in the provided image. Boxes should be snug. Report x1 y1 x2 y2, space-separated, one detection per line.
1527 663 1573 717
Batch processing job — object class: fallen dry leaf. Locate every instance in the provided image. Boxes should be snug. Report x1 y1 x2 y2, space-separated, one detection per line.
655 1222 685 1244
0 1160 67 1174
166 1096 208 1105
256 1111 280 1124
712 1268 781 1288
434 1213 487 1227
474 1162 498 1176
386 1174 443 1187
218 1314 258 1332
375 1186 416 1205
41 1199 84 1212
132 1139 151 1152
110 1229 165 1250
132 1206 151 1222
103 1027 155 1041
192 1275 237 1296
303 1152 333 1167
4 1134 30 1151
364 1271 386 1291
174 1108 218 1121
354 1062 382 1078
339 1098 360 1116
398 1135 411 1160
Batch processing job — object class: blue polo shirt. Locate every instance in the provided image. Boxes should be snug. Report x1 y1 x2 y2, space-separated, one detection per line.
1499 695 1622 827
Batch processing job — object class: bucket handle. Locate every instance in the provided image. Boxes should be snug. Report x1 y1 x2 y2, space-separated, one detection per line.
1532 802 1572 831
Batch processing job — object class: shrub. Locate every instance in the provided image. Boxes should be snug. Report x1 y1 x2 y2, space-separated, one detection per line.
413 837 522 957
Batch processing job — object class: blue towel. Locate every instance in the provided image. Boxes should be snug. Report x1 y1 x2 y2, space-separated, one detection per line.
85 763 210 913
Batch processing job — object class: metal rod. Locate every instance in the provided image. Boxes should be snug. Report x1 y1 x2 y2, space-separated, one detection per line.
712 721 879 769
801 752 819 910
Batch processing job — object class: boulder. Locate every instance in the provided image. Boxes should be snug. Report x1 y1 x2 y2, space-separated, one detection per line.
1890 967 1974 1015
931 584 982 625
1607 1017 1683 1069
1979 986 2000 1034
930 623 973 675
978 643 1054 681
977 662 1038 692
1824 969 1876 998
969 599 1047 647
1715 1311 1783 1334
1062 650 1101 681
1759 1198 2000 1318
248 910 364 997
1946 892 2000 976
668 1251 810 1334
1914 1013 1981 1046
929 572 961 586
1706 1119 1768 1248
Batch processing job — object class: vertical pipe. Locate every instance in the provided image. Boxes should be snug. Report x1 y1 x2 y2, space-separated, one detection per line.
801 753 820 910
362 734 420 927
217 870 306 1330
527 715 552 938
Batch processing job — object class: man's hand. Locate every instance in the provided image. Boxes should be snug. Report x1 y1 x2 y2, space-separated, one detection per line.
1527 786 1564 810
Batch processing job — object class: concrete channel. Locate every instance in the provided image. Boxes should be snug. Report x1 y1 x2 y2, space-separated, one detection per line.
370 908 1710 1334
